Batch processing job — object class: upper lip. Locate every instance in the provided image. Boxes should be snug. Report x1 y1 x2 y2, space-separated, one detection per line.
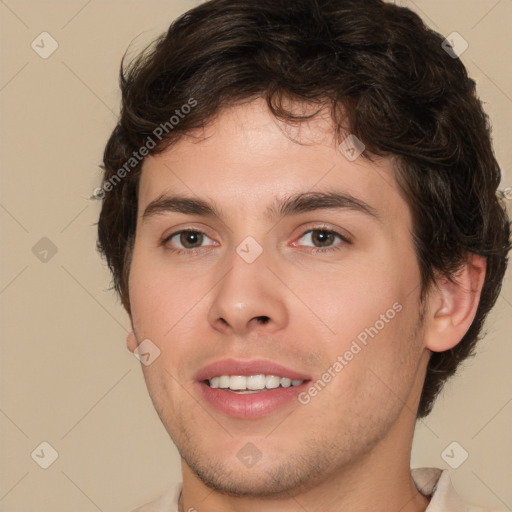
194 358 312 382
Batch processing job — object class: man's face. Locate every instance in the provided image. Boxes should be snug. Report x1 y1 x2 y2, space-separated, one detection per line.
129 98 428 496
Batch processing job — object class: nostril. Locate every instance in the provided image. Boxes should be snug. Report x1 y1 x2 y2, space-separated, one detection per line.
256 316 270 324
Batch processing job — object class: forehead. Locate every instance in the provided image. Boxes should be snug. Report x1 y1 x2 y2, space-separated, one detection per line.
137 98 406 223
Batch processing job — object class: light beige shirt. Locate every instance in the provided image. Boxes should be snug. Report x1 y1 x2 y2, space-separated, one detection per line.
131 467 502 511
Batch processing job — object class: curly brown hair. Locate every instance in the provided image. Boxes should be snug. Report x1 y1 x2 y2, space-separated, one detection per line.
97 0 511 418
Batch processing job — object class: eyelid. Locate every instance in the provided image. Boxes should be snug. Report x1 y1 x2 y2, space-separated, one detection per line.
158 224 220 255
161 228 217 249
160 222 216 242
293 223 353 245
161 224 352 253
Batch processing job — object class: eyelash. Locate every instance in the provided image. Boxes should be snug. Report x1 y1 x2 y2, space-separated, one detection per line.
160 226 351 255
299 228 351 253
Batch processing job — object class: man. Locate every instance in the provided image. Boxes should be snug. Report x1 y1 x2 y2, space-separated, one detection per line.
97 0 510 510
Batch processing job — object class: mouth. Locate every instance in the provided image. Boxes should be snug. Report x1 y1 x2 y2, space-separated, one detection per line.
194 359 311 419
205 374 305 393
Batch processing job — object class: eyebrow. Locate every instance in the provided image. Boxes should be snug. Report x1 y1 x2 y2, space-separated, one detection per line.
142 191 379 223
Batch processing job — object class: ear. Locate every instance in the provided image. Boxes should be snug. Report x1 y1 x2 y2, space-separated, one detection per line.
126 322 138 353
423 254 487 352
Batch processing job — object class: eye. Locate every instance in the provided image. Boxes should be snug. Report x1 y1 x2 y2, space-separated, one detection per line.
294 227 350 252
162 230 216 253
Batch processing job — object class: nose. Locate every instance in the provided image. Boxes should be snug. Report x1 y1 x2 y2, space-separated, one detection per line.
207 247 289 336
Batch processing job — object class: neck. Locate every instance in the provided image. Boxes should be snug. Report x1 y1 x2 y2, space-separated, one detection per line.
179 353 432 512
179 412 430 512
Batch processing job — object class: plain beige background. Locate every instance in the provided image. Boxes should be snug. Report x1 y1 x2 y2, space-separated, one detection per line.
0 0 511 510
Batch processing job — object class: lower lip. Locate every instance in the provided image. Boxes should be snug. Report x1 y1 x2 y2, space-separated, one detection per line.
197 381 308 419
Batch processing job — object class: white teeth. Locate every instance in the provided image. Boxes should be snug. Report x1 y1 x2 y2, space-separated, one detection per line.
247 374 266 390
207 374 305 391
265 375 280 389
230 375 246 390
280 377 291 388
219 375 230 388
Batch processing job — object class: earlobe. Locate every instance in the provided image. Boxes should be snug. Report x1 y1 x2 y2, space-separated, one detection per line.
126 330 138 353
424 254 487 352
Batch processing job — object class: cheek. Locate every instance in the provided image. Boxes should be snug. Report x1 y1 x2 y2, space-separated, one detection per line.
310 303 422 430
290 241 422 382
292 254 413 343
128 247 204 338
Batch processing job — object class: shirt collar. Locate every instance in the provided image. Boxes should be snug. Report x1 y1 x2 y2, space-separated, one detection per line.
136 467 474 512
412 467 470 511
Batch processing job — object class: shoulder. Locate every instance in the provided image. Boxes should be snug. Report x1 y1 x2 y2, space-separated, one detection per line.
129 483 182 512
412 468 506 512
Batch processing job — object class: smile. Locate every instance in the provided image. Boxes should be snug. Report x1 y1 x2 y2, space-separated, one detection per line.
207 374 305 392
195 359 311 419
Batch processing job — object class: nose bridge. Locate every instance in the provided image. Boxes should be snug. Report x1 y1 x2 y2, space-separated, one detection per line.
207 239 288 334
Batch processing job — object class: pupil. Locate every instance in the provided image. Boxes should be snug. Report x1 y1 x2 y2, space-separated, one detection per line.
315 230 333 247
181 231 202 248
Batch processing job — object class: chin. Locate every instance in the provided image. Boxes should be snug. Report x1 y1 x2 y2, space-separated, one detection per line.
180 438 340 499
188 459 311 498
